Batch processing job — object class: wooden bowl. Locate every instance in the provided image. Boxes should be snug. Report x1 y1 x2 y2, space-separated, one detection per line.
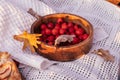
31 13 93 61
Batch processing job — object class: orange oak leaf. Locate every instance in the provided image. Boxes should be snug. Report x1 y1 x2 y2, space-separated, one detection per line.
13 31 42 53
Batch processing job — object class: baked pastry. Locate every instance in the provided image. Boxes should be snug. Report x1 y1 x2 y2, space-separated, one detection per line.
107 0 120 5
0 52 22 80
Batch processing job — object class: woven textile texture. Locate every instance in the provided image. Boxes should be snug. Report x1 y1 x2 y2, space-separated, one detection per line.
1 0 120 80
0 0 58 70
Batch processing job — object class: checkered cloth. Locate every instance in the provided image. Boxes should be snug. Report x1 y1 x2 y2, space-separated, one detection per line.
0 0 120 80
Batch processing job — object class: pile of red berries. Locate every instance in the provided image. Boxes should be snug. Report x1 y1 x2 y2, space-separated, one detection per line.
39 18 89 46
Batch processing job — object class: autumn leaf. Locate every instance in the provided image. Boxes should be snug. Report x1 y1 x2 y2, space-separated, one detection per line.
13 31 42 53
92 48 115 62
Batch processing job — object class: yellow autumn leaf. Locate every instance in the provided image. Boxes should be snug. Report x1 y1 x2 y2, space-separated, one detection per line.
13 31 42 53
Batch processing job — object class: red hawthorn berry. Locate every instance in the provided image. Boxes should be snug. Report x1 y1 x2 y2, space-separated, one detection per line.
68 22 74 28
41 24 47 30
47 36 55 42
68 27 74 33
55 35 59 39
48 42 54 45
72 37 80 44
57 18 63 23
75 28 84 35
45 28 52 35
55 23 61 30
82 34 89 40
47 22 54 29
61 22 67 29
78 34 83 40
52 29 59 35
59 29 66 35
74 25 79 30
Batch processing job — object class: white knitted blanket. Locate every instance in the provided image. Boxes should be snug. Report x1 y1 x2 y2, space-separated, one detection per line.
1 0 120 80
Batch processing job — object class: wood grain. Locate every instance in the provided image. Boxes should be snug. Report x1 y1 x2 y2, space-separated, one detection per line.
31 13 93 61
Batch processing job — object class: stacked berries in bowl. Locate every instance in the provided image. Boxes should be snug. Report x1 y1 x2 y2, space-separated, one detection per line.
31 13 93 61
40 18 89 46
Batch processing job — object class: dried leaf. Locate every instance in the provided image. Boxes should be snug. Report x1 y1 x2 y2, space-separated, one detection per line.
13 31 42 53
92 48 115 62
54 35 75 46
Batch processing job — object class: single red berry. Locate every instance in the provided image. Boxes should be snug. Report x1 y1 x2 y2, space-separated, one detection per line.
55 23 61 30
74 25 79 30
55 35 59 39
52 29 59 35
75 30 81 35
68 22 74 27
47 36 55 42
61 22 67 29
48 42 54 45
82 34 89 40
41 24 47 30
59 29 66 35
75 28 84 35
78 34 83 40
47 22 54 29
72 37 80 44
68 27 74 33
45 28 52 35
57 18 63 23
